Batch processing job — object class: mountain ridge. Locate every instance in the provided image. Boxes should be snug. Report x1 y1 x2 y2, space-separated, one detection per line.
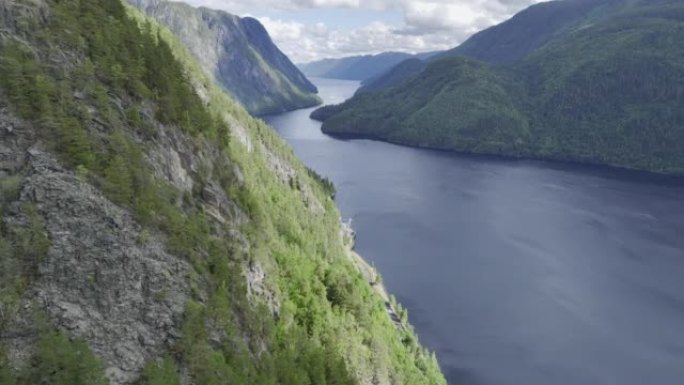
313 0 684 175
127 0 321 116
355 0 626 94
0 1 445 384
299 51 440 82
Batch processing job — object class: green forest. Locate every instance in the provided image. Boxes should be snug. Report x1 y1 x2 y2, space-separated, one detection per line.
315 0 684 174
0 0 445 384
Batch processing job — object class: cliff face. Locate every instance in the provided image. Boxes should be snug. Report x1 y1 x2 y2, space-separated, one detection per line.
0 123 192 384
127 0 320 115
0 1 445 384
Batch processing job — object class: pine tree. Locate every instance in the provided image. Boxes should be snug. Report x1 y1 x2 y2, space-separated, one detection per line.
57 118 95 169
19 331 107 385
103 155 134 205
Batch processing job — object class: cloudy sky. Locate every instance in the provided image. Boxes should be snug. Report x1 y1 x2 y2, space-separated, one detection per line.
179 0 545 63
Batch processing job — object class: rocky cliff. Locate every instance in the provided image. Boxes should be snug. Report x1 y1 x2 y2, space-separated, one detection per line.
0 1 445 384
127 0 321 116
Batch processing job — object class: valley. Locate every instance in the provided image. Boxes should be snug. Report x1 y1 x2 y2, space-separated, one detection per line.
267 78 684 385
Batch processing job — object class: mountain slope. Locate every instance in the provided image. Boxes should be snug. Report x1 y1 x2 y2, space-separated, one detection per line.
314 0 684 174
445 0 625 64
128 0 320 115
354 58 428 94
314 57 529 151
0 1 445 384
299 51 439 82
357 0 623 94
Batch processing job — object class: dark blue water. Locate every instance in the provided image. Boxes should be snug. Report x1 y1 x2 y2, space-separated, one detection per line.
264 78 684 385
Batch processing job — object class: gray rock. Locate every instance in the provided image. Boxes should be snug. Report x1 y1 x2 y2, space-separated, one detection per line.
0 90 263 385
126 0 321 115
4 149 193 385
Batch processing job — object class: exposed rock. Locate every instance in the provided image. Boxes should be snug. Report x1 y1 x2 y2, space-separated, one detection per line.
245 261 279 315
232 164 245 187
228 116 253 153
147 121 249 227
126 0 321 115
0 82 256 385
260 142 324 214
0 0 48 36
147 124 195 194
3 147 193 385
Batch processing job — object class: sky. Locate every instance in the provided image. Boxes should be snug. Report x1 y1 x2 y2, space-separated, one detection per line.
179 0 546 63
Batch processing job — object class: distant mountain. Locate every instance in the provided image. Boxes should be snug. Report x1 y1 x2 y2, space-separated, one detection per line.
358 0 625 93
299 51 440 82
313 0 684 174
128 0 320 115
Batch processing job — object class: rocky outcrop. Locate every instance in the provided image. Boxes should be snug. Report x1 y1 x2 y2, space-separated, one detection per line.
127 0 321 115
259 142 324 215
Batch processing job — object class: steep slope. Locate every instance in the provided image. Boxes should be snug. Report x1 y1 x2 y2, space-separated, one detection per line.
128 0 320 115
314 0 684 174
445 0 624 64
353 58 427 94
299 51 439 82
357 0 622 94
315 57 529 153
0 1 445 385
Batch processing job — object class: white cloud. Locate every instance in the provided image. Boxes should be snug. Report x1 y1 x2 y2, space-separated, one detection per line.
179 0 546 62
403 2 489 33
397 0 548 38
259 17 457 62
180 0 382 12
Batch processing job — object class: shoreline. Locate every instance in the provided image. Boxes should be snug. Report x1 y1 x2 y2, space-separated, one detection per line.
341 219 406 331
319 130 684 185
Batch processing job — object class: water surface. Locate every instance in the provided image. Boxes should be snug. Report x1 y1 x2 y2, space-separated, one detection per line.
265 78 684 385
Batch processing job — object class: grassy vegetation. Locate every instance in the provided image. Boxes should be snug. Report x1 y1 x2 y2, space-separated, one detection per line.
316 0 684 174
306 167 336 198
0 329 107 385
0 0 445 384
1 181 102 385
15 330 108 385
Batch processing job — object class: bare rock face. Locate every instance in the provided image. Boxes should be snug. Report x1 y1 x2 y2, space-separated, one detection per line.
0 84 256 384
259 142 324 214
0 106 196 383
0 0 48 35
126 0 321 115
2 145 193 385
245 261 279 315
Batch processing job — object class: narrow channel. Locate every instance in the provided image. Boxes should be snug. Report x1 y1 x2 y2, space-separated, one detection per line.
264 78 684 385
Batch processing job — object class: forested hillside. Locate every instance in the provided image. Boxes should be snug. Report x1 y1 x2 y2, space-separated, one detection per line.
314 0 684 174
128 0 321 115
0 1 445 384
356 0 623 94
444 0 626 65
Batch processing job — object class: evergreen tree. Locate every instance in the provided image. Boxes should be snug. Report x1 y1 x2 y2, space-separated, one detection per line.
19 331 107 385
